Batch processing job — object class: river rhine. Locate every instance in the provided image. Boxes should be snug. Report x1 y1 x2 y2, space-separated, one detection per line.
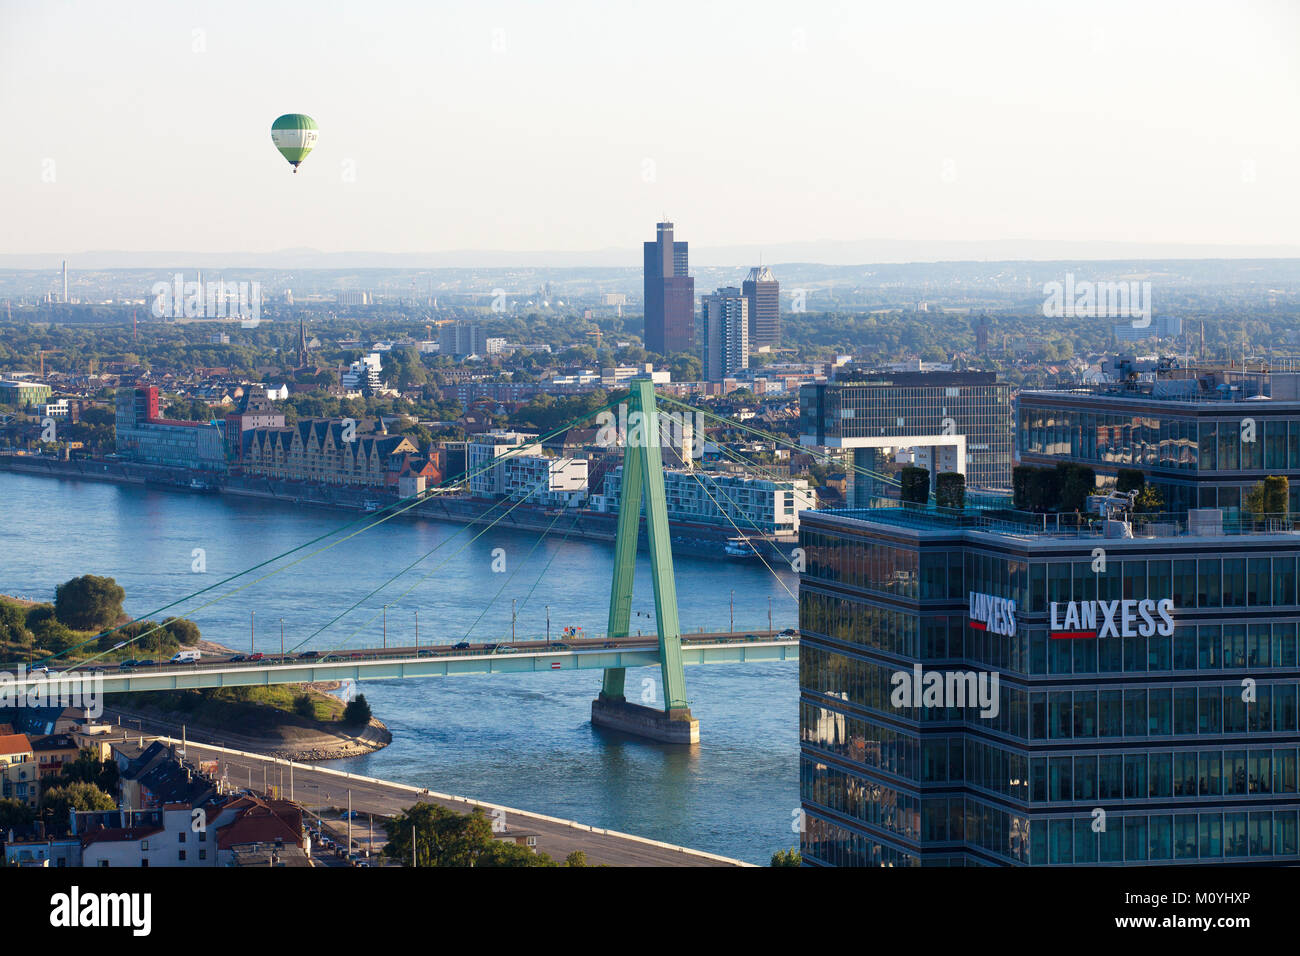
0 471 800 864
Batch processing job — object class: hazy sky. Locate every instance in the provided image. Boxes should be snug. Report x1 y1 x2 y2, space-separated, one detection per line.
2 0 1298 258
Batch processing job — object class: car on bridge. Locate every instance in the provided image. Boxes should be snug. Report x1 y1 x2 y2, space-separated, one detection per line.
780 628 798 637
118 659 139 670
492 644 519 654
248 653 265 662
228 654 246 663
452 641 471 650
298 650 322 660
548 642 570 650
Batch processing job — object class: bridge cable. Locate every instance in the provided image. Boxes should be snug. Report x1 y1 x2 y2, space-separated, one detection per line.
36 400 621 671
657 394 903 488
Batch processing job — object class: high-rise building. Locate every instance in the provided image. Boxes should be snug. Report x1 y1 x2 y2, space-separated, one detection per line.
1018 356 1300 516
439 320 493 359
643 221 694 355
975 313 991 354
743 265 780 348
798 494 1300 866
800 371 1014 497
701 287 749 383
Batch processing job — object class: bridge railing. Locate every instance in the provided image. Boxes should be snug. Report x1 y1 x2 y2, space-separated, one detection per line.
8 626 799 678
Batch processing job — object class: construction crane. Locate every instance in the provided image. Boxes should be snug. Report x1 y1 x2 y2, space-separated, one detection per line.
586 328 603 350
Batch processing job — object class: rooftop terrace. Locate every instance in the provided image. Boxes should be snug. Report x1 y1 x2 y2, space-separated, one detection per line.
814 501 1300 542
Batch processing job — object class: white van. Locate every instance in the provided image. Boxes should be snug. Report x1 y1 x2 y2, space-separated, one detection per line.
170 650 201 664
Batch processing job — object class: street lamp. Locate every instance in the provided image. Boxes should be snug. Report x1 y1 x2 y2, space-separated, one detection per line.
730 590 734 633
545 605 550 644
511 598 517 643
280 618 285 660
250 610 255 655
383 605 388 649
769 596 773 637
414 608 419 653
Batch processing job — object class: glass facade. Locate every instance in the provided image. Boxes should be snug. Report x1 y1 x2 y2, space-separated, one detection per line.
801 374 1013 491
1018 394 1300 516
798 510 1300 866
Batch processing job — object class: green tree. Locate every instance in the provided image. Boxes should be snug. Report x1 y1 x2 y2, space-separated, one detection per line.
0 601 33 649
1055 463 1096 513
935 471 966 510
1132 484 1164 515
40 782 116 834
31 617 77 653
385 803 496 867
1245 476 1289 521
564 850 588 867
900 466 930 506
770 848 802 867
343 694 372 726
0 798 35 831
162 617 201 646
293 694 316 719
53 749 119 793
477 840 557 867
53 574 125 631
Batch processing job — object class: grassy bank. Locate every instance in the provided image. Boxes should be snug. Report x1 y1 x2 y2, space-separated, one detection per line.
108 685 349 735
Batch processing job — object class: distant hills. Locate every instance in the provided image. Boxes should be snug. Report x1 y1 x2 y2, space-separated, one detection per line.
3 239 1300 271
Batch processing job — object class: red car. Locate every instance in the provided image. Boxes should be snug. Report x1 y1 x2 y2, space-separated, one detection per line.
248 652 265 662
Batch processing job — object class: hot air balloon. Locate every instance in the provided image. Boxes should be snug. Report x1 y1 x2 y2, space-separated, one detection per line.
271 114 318 173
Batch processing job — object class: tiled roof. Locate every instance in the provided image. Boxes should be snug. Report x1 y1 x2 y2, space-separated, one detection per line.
81 826 163 848
0 733 33 756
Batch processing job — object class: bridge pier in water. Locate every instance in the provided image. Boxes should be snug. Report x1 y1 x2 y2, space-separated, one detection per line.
590 378 699 744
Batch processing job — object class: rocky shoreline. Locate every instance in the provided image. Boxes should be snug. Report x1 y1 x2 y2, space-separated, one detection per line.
102 701 393 762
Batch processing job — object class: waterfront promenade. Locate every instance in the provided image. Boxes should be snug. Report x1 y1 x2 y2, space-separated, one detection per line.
154 736 750 867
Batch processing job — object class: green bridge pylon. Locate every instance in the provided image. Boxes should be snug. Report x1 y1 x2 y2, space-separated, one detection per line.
592 378 698 743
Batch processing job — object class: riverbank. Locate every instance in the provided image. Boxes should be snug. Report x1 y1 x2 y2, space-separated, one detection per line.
109 635 393 760
0 452 797 562
102 698 393 762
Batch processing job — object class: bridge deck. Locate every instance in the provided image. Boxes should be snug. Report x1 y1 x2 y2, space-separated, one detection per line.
6 632 798 693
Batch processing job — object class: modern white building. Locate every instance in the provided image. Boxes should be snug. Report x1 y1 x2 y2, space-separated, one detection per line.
601 363 670 388
341 352 383 391
503 455 589 507
597 467 815 535
37 398 71 419
467 430 541 497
